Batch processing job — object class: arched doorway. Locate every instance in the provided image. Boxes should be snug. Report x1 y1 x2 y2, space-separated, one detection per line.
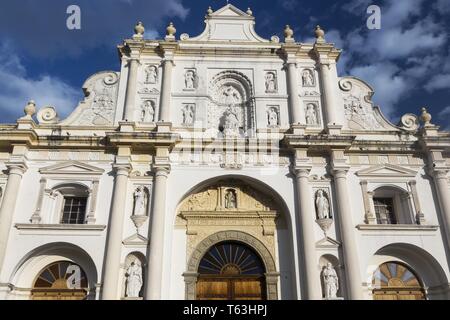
196 241 266 300
372 262 425 300
31 261 89 300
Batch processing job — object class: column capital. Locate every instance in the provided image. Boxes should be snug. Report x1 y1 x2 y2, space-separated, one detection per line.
5 162 28 175
359 180 368 186
113 164 132 176
408 180 417 186
433 169 449 180
292 167 311 178
331 168 349 178
153 166 171 177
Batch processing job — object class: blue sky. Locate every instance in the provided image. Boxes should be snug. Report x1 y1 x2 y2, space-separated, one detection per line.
0 0 449 129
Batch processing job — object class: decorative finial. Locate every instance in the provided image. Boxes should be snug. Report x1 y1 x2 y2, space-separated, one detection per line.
284 25 294 42
420 107 432 126
207 6 213 15
23 100 36 119
133 21 145 39
315 25 325 43
247 7 253 16
165 22 177 41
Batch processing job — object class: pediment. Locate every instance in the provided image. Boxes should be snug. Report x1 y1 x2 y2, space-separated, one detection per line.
316 236 340 248
186 4 269 43
39 161 105 175
356 164 417 178
122 233 148 247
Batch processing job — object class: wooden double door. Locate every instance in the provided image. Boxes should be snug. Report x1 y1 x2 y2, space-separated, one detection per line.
197 276 266 300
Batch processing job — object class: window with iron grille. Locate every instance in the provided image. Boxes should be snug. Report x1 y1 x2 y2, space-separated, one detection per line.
61 197 87 224
374 197 397 224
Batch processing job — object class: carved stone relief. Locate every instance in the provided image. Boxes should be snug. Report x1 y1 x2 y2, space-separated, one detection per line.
62 72 119 126
144 65 158 84
267 106 280 127
139 100 155 123
339 78 390 130
184 69 197 90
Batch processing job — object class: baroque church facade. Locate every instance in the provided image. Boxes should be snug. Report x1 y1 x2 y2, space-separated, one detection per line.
0 4 449 300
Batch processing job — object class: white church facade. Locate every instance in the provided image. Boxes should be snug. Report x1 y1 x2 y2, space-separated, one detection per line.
0 4 449 300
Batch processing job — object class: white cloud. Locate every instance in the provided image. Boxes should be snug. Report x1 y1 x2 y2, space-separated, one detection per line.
424 74 450 92
350 62 409 117
0 43 80 122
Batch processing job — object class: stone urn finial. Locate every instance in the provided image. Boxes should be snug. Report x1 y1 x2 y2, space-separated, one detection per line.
207 6 213 15
420 107 432 126
166 22 176 37
315 25 325 43
23 100 36 119
284 25 294 42
247 7 253 16
134 21 145 39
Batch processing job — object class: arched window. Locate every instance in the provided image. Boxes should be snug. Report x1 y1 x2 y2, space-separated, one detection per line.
372 262 425 300
32 261 89 300
53 184 90 224
197 241 266 300
372 187 414 224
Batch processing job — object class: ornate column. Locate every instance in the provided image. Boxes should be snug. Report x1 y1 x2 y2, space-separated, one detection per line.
360 180 376 224
158 58 174 122
293 167 322 299
408 180 425 224
101 164 131 300
0 162 27 270
123 57 140 121
332 168 363 299
433 170 450 243
31 178 46 224
86 180 99 224
286 61 304 125
144 167 170 300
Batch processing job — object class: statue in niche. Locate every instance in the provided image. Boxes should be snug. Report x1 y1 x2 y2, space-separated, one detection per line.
315 189 330 219
225 189 237 209
267 107 279 127
265 72 277 92
185 70 196 89
145 65 157 84
223 106 240 137
306 103 318 125
323 263 339 299
140 100 155 123
182 104 195 126
302 69 315 86
125 260 143 298
133 186 147 216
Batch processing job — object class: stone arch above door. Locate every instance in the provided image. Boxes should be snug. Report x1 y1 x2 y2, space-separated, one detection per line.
184 230 279 300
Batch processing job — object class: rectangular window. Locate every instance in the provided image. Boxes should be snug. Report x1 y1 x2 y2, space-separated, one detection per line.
61 197 87 224
374 197 397 224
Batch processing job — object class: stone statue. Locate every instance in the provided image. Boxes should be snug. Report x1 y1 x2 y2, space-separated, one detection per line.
302 69 315 86
315 189 330 219
225 190 237 209
145 65 157 84
141 101 155 123
126 260 143 298
267 107 279 127
265 72 276 92
323 263 339 299
306 104 318 125
223 86 241 105
182 104 195 125
133 186 147 216
223 107 240 137
185 70 195 89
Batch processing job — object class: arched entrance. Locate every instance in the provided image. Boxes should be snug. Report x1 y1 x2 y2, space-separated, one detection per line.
31 261 89 300
372 262 425 300
196 241 266 300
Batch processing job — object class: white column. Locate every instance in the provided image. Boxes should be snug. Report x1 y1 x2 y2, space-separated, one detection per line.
123 58 139 121
294 168 322 299
286 62 304 124
332 169 363 299
433 170 450 245
31 178 46 224
101 164 130 300
86 180 99 224
318 62 339 127
0 162 27 271
159 59 174 122
145 167 169 299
